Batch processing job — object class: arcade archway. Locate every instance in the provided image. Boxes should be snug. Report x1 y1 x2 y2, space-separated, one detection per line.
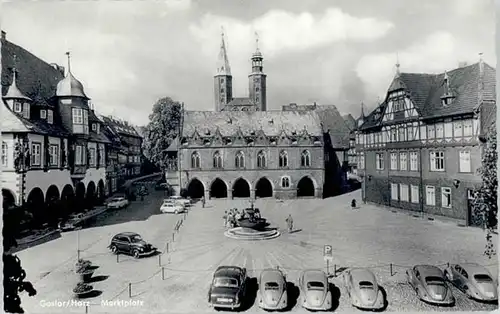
210 178 227 198
45 185 60 225
75 182 86 212
61 184 75 216
255 177 273 198
232 178 250 198
97 180 105 204
2 189 16 210
86 181 97 208
27 188 45 225
187 178 205 199
297 176 315 197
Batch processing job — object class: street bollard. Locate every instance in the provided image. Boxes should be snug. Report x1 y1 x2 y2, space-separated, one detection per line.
116 253 119 263
333 264 337 277
162 267 165 280
128 283 132 297
166 242 169 253
447 262 449 267
85 304 88 313
172 233 175 242
158 254 162 266
390 263 393 276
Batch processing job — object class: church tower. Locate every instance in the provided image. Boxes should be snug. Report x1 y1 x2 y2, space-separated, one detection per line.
248 33 267 111
214 30 232 111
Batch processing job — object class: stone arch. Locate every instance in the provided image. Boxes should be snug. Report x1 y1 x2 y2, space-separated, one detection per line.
75 182 86 212
2 188 16 210
232 177 251 198
45 185 61 225
255 177 273 198
27 187 45 225
297 176 316 197
86 181 97 208
210 178 227 198
61 184 75 216
97 179 105 204
187 178 205 199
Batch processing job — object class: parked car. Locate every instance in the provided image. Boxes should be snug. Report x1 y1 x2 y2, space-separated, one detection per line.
343 268 385 310
58 220 76 232
298 269 332 311
208 266 248 310
154 182 169 191
106 197 129 209
257 268 288 310
169 195 191 207
160 201 185 214
108 232 157 258
406 265 455 305
444 263 497 302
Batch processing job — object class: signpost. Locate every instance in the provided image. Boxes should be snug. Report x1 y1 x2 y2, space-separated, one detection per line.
323 245 333 275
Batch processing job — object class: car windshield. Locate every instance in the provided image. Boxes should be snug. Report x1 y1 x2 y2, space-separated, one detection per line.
112 198 123 202
130 235 143 243
265 282 280 290
171 196 181 199
213 277 238 288
425 276 445 285
359 281 374 289
474 274 493 282
307 281 324 290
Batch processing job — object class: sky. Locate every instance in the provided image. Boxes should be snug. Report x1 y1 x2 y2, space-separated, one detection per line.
2 0 496 126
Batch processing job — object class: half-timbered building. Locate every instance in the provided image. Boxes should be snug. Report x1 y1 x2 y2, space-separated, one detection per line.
356 58 496 225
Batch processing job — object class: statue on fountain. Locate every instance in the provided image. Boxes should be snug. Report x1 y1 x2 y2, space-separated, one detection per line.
232 200 268 230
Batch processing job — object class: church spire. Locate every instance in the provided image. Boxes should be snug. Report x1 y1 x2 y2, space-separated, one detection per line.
216 27 231 76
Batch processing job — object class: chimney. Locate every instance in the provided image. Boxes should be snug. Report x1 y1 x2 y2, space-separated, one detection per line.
1 30 5 41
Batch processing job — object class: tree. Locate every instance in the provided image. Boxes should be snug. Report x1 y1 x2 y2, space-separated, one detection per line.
144 97 182 169
472 123 497 259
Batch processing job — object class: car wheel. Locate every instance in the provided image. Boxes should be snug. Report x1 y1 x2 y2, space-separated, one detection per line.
174 210 179 214
110 245 118 254
133 250 140 259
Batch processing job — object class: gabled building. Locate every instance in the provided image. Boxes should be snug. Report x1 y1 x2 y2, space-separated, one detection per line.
1 31 110 226
343 112 357 174
356 57 496 225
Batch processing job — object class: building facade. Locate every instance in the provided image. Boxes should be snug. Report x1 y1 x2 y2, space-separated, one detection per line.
1 31 110 226
356 59 496 225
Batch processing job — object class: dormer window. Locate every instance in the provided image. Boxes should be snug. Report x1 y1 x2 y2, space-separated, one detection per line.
47 110 53 124
13 101 22 113
40 110 47 119
92 123 100 133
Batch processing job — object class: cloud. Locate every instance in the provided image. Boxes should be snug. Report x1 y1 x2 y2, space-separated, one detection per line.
355 31 488 98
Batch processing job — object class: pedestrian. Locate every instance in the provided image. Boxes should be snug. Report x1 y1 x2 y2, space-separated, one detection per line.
201 196 206 208
286 214 294 233
351 199 356 209
223 211 228 228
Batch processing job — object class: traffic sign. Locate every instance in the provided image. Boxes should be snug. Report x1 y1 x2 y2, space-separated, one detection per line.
323 244 333 261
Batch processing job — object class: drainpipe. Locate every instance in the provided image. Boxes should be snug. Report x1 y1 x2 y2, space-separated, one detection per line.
419 123 424 217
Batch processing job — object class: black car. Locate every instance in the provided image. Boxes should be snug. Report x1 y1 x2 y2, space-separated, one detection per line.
108 232 157 258
208 266 248 310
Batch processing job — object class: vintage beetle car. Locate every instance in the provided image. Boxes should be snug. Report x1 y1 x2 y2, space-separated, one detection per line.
208 266 248 310
406 265 455 305
257 268 288 310
160 201 185 214
169 196 191 207
344 268 385 310
108 232 157 258
299 269 332 311
444 263 498 301
106 197 129 209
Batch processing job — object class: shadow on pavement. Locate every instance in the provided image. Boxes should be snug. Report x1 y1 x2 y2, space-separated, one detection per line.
329 283 341 312
78 290 103 299
285 282 300 310
239 277 258 312
87 275 109 283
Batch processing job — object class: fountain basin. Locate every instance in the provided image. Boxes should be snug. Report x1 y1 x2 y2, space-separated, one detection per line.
224 227 280 241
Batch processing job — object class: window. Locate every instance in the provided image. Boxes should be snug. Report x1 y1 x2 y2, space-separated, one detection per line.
453 121 463 137
426 186 436 206
459 151 471 172
441 187 452 208
47 110 53 124
72 108 83 123
391 128 397 142
427 125 435 139
411 185 419 203
75 145 85 165
89 148 96 166
390 153 398 170
2 142 7 167
92 123 97 131
430 151 445 171
213 151 223 168
391 183 398 200
99 146 105 166
13 101 22 112
281 176 290 188
49 145 59 166
301 150 311 167
410 152 418 171
398 126 406 141
40 110 47 119
399 152 408 171
194 152 204 168
400 184 409 202
257 151 266 168
235 151 245 168
279 151 288 168
436 123 444 138
358 153 365 169
463 120 473 136
31 142 41 166
376 153 384 170
72 108 89 134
